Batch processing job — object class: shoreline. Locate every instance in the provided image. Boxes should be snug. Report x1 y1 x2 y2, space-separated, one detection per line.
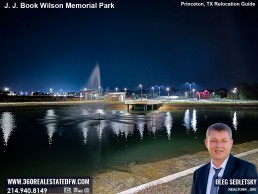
0 101 258 111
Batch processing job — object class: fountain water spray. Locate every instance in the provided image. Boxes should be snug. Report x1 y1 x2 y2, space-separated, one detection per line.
86 63 101 90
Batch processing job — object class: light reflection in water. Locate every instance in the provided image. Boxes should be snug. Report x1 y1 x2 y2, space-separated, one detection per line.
191 109 197 132
146 112 163 137
78 121 89 145
165 112 172 140
183 109 191 131
0 112 16 147
233 111 238 130
136 115 145 140
82 109 89 115
110 121 134 140
45 109 57 146
96 120 107 142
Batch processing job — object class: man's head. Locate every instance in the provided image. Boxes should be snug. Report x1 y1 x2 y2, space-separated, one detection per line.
205 123 233 166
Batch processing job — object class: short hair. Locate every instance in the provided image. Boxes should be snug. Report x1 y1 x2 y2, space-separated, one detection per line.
206 123 232 139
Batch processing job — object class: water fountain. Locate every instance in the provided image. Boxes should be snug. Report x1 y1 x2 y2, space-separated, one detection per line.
85 63 105 120
86 63 101 91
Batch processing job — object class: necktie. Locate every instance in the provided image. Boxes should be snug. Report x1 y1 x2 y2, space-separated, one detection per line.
210 167 222 194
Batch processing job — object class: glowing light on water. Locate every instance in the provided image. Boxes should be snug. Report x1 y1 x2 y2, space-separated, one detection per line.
191 109 197 132
111 121 134 139
183 109 191 131
111 122 121 137
0 112 16 147
45 110 57 146
136 115 145 140
233 111 238 130
96 109 105 115
82 109 89 115
147 112 163 137
78 121 89 145
165 112 172 140
96 120 106 142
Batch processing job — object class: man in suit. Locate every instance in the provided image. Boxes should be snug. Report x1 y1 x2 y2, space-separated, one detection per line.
191 123 258 194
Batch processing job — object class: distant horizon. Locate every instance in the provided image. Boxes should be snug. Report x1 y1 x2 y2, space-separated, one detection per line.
1 80 256 94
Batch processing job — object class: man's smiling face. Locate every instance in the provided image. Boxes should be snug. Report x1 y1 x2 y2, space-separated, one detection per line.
205 129 233 166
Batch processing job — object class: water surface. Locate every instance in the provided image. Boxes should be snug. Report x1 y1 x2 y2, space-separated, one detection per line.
1 107 258 178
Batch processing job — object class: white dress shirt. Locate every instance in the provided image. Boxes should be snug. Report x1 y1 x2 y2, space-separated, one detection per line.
206 156 229 194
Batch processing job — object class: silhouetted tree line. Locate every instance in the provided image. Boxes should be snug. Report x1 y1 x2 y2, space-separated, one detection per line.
236 82 258 100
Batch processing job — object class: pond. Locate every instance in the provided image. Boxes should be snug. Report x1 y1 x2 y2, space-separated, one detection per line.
1 107 258 178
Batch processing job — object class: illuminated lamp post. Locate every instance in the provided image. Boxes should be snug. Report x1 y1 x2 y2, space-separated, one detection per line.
124 88 127 100
192 89 195 100
139 84 142 100
233 87 237 100
158 86 161 98
115 87 118 93
166 87 170 99
186 82 194 99
151 87 154 98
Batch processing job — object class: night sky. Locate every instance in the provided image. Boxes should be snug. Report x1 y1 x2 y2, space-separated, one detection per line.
1 0 258 93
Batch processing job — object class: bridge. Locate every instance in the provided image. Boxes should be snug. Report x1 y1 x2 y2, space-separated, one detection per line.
124 100 163 111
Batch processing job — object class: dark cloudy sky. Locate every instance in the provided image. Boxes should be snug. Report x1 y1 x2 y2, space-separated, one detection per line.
1 0 257 92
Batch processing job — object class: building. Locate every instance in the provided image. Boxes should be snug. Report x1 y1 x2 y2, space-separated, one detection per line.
105 92 126 102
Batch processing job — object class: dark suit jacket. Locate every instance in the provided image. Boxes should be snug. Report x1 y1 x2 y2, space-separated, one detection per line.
191 154 258 194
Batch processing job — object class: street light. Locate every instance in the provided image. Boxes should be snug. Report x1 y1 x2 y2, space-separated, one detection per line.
166 87 170 99
185 92 188 99
124 88 127 100
49 88 53 95
4 87 9 92
139 84 142 100
186 82 194 99
115 87 118 93
158 86 161 98
151 87 154 98
192 88 195 99
233 87 237 100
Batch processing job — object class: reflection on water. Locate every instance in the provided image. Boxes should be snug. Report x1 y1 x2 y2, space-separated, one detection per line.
0 112 16 147
183 109 191 131
44 110 57 146
136 115 145 140
183 109 197 132
165 112 173 140
78 121 89 145
110 121 134 140
191 109 197 132
82 109 89 115
147 112 163 137
233 111 238 131
96 120 106 142
40 109 202 144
